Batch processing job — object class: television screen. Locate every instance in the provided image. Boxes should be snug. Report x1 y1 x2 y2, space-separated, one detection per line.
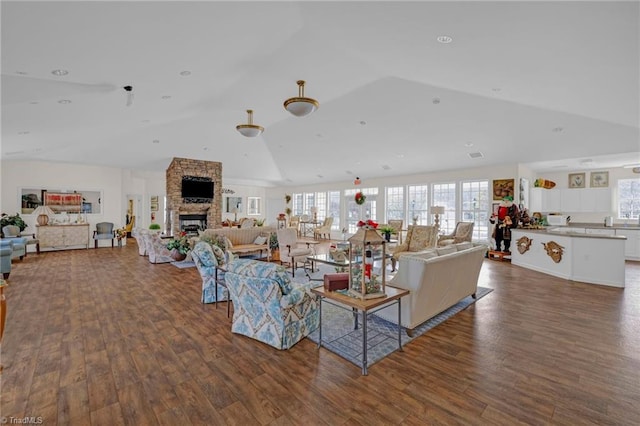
181 178 213 201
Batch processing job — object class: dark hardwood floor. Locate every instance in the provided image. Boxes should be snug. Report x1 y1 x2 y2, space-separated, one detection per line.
1 239 639 425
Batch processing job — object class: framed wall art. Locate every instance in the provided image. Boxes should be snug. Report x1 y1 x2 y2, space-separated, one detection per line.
568 172 585 189
590 171 609 188
492 178 514 200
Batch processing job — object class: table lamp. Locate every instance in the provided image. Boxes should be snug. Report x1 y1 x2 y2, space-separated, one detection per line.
430 206 445 230
33 206 57 226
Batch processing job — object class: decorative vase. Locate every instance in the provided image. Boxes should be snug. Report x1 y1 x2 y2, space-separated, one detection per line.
170 249 186 262
383 232 391 242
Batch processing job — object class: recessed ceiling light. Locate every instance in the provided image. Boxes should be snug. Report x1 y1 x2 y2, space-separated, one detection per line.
29 101 39 105
468 152 484 159
17 131 30 135
57 99 71 104
16 71 28 75
51 69 69 76
359 121 367 125
552 127 564 132
203 147 209 151
464 142 474 147
317 174 324 178
346 170 353 175
432 98 440 104
382 165 391 170
152 139 160 144
492 88 501 93
436 35 453 44
161 95 172 100
179 71 192 76
316 133 323 138
396 153 405 158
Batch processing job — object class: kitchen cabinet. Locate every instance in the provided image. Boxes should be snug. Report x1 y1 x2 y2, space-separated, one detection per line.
37 224 90 250
615 229 640 260
529 188 562 212
532 187 612 213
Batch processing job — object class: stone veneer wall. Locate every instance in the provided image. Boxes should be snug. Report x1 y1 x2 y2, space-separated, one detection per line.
166 157 222 236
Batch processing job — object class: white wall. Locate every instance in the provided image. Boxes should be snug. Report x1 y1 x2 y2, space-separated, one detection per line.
220 184 267 224
534 167 639 225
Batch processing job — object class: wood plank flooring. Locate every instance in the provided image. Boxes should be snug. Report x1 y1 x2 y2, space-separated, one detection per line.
1 239 639 425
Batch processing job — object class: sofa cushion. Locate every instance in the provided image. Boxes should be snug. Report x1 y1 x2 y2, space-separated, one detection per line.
253 235 267 245
455 241 473 251
226 258 293 294
193 242 218 267
410 250 438 260
408 226 432 251
436 245 457 256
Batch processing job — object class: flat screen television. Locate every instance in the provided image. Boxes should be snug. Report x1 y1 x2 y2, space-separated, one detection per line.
181 178 213 202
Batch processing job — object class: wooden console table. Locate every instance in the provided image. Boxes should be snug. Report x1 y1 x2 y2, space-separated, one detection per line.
36 224 90 250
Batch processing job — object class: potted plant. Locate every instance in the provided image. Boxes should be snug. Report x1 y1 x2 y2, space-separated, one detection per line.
149 223 161 233
379 225 394 242
166 232 190 261
0 213 27 237
269 233 280 261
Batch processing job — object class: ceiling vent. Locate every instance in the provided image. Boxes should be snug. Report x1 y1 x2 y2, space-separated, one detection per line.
468 152 484 159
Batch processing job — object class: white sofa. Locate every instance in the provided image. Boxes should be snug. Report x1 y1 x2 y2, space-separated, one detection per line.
199 226 275 258
377 242 488 335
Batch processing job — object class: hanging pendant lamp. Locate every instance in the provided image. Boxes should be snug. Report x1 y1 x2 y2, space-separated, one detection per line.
236 109 264 137
283 80 319 117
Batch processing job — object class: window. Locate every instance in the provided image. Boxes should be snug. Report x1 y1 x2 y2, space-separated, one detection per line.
385 186 404 222
408 185 428 225
247 197 261 215
328 191 341 230
345 188 378 232
461 180 490 240
618 178 640 220
433 183 456 234
292 193 304 216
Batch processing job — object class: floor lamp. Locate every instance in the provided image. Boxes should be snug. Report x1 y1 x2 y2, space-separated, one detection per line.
430 206 445 232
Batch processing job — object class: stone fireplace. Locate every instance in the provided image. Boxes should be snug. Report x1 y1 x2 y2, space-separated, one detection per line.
166 157 222 236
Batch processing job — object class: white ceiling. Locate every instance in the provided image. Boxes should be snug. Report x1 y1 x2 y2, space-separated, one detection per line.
2 1 639 186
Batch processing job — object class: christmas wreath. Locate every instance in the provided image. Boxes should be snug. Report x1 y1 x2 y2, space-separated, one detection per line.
355 191 366 205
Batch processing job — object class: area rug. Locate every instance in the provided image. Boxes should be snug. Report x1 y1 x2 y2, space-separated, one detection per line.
171 260 195 269
306 286 492 370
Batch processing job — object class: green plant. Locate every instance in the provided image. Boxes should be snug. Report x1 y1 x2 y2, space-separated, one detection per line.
379 225 394 235
284 194 292 204
0 213 27 232
269 233 279 250
149 223 161 230
255 218 265 226
166 232 191 255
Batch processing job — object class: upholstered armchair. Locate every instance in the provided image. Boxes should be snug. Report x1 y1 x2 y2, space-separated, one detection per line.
288 216 300 235
142 232 173 264
93 222 116 248
191 241 231 315
2 225 36 257
390 225 438 271
276 228 314 277
136 229 149 256
313 217 333 240
224 259 319 349
388 219 404 244
438 222 474 246
1 241 13 279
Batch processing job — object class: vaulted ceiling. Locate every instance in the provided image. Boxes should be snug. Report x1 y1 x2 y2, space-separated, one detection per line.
2 1 639 186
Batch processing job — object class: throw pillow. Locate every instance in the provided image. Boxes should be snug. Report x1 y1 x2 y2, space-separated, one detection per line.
410 250 438 260
455 242 473 251
225 237 234 249
253 235 267 245
210 244 226 266
436 246 457 256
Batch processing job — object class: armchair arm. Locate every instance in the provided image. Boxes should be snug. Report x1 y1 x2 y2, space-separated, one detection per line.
393 241 409 254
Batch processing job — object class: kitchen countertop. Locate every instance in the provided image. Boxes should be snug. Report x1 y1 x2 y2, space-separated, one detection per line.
513 227 627 239
563 222 640 230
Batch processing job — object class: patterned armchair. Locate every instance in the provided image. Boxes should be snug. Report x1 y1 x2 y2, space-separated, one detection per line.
3 225 39 256
191 241 231 313
313 217 333 240
390 225 438 271
224 259 319 350
438 222 474 246
142 232 173 264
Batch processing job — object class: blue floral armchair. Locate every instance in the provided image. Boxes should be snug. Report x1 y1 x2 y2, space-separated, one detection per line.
191 241 230 308
224 259 319 350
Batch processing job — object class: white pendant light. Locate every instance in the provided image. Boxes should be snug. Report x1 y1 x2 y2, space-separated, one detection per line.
283 80 319 117
236 109 264 137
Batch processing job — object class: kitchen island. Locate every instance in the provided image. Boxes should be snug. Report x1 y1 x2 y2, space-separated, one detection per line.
511 228 626 288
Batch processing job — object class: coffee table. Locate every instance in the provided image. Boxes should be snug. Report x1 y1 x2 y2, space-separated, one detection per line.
305 252 392 279
311 285 409 375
